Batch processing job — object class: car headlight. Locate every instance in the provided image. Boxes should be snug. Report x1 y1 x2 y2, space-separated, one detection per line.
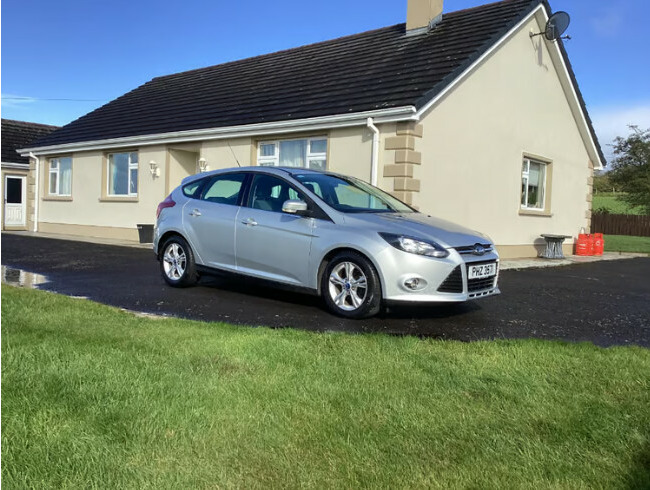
379 233 449 258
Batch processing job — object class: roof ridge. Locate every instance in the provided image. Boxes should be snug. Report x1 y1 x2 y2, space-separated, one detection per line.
444 0 538 18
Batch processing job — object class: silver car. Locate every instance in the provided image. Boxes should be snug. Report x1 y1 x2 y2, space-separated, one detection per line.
154 166 499 318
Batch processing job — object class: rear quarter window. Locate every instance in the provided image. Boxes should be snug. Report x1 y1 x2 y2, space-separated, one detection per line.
182 180 204 198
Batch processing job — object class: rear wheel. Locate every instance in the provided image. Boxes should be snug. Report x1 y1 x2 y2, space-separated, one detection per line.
160 236 198 287
322 252 381 319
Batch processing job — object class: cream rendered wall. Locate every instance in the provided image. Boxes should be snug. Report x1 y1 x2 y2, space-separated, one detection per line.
168 149 198 194
416 15 592 248
38 145 169 234
327 126 375 182
201 138 253 171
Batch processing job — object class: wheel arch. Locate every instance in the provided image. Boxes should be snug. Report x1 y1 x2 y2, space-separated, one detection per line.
316 246 385 297
157 230 187 259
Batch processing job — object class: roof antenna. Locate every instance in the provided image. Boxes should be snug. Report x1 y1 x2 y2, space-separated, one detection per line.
530 11 572 41
227 140 241 167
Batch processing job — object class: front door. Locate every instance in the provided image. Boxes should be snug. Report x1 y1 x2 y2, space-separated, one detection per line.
4 176 26 228
235 174 315 286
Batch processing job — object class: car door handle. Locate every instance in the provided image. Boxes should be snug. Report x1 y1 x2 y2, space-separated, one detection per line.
189 209 202 217
241 218 258 226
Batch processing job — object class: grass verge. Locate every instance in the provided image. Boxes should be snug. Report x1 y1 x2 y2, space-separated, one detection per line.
2 286 650 488
593 193 645 215
604 235 650 254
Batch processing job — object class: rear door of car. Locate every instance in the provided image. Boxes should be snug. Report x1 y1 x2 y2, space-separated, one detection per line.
182 172 248 270
235 173 316 286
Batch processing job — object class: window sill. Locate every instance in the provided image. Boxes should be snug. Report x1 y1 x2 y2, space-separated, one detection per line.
42 196 73 202
99 196 139 203
519 208 552 217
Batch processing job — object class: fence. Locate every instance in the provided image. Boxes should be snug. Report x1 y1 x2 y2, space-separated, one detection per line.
591 213 650 237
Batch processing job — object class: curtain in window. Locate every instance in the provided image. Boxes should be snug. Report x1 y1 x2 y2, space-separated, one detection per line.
527 162 543 208
279 140 306 167
60 158 72 195
109 154 129 195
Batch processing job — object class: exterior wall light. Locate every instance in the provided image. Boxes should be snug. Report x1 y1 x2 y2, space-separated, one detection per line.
149 160 160 178
198 158 210 173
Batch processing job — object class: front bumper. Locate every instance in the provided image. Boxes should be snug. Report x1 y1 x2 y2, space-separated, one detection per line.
376 246 500 302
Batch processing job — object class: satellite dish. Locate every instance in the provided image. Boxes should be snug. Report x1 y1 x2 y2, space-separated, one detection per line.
545 11 571 41
530 11 571 41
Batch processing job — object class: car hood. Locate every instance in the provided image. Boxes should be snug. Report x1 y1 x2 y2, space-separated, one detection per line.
343 212 491 248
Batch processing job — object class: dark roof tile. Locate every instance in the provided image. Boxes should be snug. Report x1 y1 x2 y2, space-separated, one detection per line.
1 119 59 164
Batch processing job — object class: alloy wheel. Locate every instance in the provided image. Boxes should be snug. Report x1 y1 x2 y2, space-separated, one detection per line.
163 242 187 281
328 261 368 311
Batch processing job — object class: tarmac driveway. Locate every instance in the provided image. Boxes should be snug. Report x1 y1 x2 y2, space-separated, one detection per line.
2 233 649 347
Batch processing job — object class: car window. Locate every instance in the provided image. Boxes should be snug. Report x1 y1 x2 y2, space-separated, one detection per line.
201 173 246 205
182 179 205 198
299 181 323 198
294 173 413 213
247 174 305 213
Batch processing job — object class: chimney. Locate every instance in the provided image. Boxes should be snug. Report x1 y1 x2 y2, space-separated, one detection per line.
406 0 443 33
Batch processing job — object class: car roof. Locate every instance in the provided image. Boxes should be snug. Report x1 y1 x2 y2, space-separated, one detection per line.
179 165 339 186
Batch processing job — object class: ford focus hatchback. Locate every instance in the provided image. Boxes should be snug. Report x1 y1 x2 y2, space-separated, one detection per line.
154 167 499 318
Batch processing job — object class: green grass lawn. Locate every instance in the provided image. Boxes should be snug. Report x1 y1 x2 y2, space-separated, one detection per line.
593 192 645 215
604 235 650 254
2 287 650 489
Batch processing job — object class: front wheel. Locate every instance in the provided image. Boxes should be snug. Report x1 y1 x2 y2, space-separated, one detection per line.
159 236 198 287
321 252 381 319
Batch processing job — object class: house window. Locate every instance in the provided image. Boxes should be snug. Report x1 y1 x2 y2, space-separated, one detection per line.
49 157 72 196
521 157 547 210
108 152 138 196
258 137 327 169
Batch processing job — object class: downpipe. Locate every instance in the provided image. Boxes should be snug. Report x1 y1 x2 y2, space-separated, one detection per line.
366 118 380 186
29 152 40 232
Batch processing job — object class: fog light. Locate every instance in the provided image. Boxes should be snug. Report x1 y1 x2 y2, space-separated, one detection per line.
403 277 427 291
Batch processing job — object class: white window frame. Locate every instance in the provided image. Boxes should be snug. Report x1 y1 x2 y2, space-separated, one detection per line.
521 157 547 210
48 157 72 196
107 152 138 197
257 137 327 169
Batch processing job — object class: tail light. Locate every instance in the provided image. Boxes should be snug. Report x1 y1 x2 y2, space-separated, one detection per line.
156 195 176 219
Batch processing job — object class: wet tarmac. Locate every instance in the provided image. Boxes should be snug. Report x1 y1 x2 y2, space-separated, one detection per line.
2 233 649 347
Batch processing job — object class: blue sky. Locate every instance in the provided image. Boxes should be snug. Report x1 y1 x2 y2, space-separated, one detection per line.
2 0 649 161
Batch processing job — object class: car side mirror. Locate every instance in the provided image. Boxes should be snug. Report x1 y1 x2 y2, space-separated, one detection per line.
282 199 309 216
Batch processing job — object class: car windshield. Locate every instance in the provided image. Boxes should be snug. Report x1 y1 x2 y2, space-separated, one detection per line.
294 173 414 214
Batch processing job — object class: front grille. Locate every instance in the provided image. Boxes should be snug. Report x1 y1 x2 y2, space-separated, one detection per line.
454 243 493 255
437 266 463 293
467 276 497 292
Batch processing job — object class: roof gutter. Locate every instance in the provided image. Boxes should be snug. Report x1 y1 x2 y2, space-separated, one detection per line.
19 106 417 156
29 152 40 232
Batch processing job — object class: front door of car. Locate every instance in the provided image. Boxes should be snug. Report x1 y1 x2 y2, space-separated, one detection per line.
182 172 247 270
235 174 315 286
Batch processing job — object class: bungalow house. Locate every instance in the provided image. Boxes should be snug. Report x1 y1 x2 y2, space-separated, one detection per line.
20 0 604 258
2 119 59 231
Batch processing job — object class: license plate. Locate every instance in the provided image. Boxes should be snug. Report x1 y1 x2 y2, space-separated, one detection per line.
468 263 497 280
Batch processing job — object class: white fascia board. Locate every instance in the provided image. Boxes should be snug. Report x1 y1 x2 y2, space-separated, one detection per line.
413 4 603 169
19 106 417 156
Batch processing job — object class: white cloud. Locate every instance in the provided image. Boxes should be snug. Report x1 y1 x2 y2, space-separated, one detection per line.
589 102 650 164
1 93 38 110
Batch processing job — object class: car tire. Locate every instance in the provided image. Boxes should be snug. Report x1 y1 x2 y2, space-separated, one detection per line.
321 251 382 319
159 236 198 287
